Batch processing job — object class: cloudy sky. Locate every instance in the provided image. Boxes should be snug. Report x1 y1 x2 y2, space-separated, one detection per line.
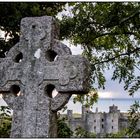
62 39 140 99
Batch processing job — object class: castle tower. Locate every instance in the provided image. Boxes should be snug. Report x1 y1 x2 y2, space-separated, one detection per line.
105 104 120 134
96 107 98 113
109 104 119 113
67 110 73 120
82 105 90 120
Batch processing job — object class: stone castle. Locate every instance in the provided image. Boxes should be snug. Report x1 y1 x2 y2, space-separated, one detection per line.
66 105 129 135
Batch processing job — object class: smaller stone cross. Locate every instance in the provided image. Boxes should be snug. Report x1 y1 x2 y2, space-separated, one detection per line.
0 16 90 138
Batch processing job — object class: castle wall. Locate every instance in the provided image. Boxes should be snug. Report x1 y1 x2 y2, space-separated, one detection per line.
105 112 119 133
67 110 84 132
85 113 102 133
66 105 139 135
68 119 84 132
85 112 119 134
119 113 128 130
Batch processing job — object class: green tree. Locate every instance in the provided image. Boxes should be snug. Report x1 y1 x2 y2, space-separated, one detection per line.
57 117 73 138
126 101 140 137
74 126 96 138
60 2 140 104
105 129 127 138
0 2 66 57
0 106 12 138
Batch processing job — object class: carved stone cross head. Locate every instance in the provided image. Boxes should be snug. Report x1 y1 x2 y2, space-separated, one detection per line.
0 16 90 138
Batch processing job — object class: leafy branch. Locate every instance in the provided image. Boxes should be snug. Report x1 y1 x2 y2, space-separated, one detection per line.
93 47 140 65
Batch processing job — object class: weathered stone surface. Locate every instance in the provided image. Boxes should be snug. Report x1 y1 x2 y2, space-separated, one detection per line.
0 16 90 138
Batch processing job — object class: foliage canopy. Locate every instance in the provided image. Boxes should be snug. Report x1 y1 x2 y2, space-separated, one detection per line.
0 106 12 138
126 101 140 137
57 117 73 138
60 2 140 102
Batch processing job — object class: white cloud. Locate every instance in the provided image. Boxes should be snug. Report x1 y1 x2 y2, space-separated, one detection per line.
98 91 113 98
99 77 140 99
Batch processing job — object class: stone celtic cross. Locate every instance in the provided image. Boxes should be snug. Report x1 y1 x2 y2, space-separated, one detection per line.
0 16 90 138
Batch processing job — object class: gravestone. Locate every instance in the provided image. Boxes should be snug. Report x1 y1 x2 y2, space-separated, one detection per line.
0 16 90 138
